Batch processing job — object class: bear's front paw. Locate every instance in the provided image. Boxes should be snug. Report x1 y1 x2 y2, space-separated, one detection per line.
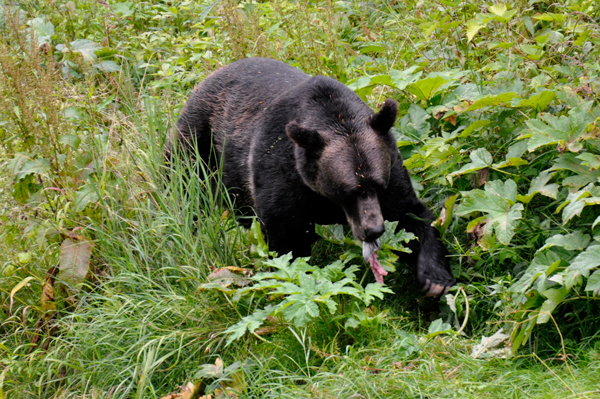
416 251 455 297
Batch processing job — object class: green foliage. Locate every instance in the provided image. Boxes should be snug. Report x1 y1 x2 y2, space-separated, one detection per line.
205 253 393 345
317 221 415 273
457 179 524 247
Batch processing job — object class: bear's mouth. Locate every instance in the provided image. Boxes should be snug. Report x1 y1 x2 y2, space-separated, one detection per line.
362 238 382 262
362 238 388 284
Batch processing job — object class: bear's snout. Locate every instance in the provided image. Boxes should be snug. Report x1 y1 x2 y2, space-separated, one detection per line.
347 195 385 243
364 224 385 242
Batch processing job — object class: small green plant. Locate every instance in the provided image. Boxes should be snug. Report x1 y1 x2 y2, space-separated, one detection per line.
204 253 393 345
200 221 415 345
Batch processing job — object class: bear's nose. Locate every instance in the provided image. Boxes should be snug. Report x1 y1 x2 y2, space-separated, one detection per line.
365 224 385 242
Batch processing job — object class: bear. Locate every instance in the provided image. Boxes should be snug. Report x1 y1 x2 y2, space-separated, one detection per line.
173 58 454 296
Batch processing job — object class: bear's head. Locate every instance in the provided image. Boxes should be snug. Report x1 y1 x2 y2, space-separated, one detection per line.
286 98 399 244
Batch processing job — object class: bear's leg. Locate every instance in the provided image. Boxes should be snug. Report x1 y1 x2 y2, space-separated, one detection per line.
260 216 317 258
381 164 455 296
397 202 454 296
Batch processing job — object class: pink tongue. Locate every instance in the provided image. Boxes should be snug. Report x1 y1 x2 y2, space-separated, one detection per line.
368 252 388 284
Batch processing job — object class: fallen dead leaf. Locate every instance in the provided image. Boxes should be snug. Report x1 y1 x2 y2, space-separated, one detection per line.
58 237 92 288
205 268 252 288
159 381 204 399
42 265 59 321
444 113 458 126
471 329 510 359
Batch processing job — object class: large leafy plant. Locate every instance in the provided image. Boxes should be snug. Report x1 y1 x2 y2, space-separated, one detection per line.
201 220 416 344
203 253 393 345
346 2 600 350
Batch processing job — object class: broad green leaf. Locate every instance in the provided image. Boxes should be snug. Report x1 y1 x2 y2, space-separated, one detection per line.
12 174 38 204
58 238 92 287
14 158 51 180
512 90 555 111
457 179 523 245
533 13 554 21
57 39 101 62
59 134 81 150
466 19 484 42
225 305 276 345
248 219 272 258
370 74 394 87
420 20 439 37
360 44 385 54
28 17 54 45
585 270 600 295
487 179 518 203
407 76 449 101
537 286 568 324
113 1 134 17
347 76 372 92
493 141 529 170
316 224 346 244
522 102 596 153
7 153 30 177
380 221 415 252
399 104 431 140
64 107 85 120
486 40 516 50
576 152 600 171
498 9 517 21
531 74 551 89
509 251 563 293
319 278 361 298
297 272 317 293
395 330 421 357
281 295 320 327
506 140 529 159
345 317 360 329
199 0 219 21
459 120 490 138
93 61 121 73
492 157 528 169
363 283 393 306
323 298 338 314
564 244 600 289
538 230 591 252
449 148 493 177
516 170 559 203
17 252 31 264
75 183 100 212
389 66 422 90
427 318 453 337
593 215 600 230
465 92 519 111
559 184 600 223
549 153 600 189
488 4 507 16
519 44 544 60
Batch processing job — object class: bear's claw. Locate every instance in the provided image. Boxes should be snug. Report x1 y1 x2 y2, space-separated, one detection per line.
423 279 451 297
417 250 455 297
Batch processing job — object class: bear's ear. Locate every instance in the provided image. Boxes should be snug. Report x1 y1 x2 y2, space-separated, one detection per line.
369 98 398 133
286 121 324 152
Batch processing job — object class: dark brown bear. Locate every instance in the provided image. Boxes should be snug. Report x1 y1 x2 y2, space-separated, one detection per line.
174 58 454 296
